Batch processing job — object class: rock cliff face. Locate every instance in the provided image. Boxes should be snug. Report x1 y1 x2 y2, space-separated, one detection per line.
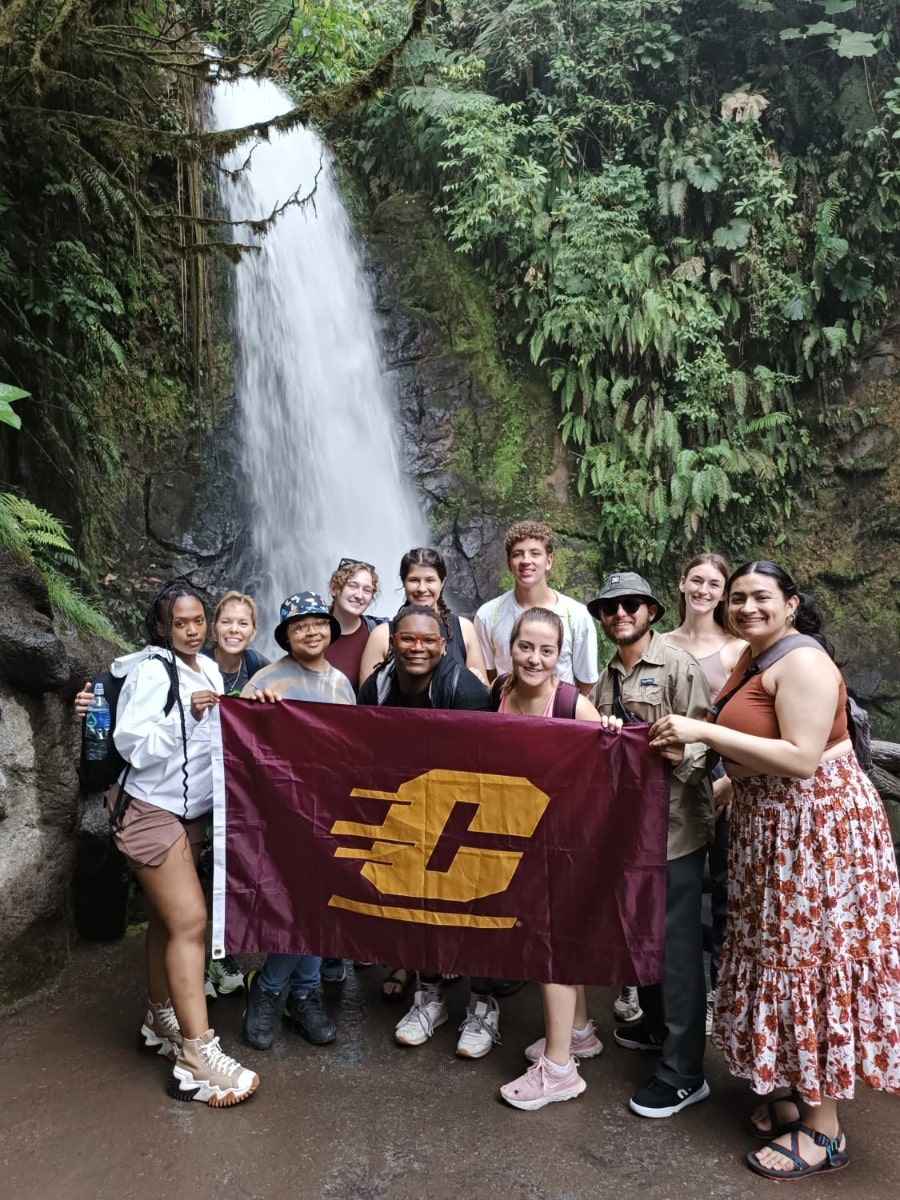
0 552 101 1006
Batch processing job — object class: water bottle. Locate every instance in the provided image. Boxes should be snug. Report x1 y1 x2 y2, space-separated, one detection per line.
84 683 111 761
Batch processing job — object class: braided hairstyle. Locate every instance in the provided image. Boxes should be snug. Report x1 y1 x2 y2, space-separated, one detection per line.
501 607 564 702
398 548 454 639
726 561 836 659
110 579 211 830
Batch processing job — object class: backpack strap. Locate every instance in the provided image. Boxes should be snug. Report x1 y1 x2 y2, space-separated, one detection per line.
552 681 579 719
708 634 825 722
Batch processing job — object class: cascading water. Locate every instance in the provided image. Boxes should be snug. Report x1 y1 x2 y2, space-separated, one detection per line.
208 73 428 651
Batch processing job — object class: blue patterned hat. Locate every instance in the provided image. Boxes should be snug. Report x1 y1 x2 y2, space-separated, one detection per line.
274 590 341 650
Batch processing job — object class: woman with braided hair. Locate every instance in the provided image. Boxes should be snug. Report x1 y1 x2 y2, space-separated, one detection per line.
108 580 259 1107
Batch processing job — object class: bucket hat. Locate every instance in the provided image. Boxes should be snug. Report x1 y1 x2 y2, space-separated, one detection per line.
274 591 341 650
587 572 666 624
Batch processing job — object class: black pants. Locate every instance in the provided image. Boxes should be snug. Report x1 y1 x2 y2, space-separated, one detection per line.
708 811 729 990
637 844 707 1090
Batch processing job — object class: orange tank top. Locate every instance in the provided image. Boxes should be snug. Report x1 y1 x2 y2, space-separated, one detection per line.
714 649 849 748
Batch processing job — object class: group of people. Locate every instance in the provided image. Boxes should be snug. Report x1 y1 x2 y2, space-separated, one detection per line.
76 519 900 1181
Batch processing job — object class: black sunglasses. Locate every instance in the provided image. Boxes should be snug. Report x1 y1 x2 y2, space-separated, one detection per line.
338 557 375 572
597 596 646 617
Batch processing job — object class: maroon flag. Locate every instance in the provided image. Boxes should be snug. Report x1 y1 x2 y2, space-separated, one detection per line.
213 700 670 985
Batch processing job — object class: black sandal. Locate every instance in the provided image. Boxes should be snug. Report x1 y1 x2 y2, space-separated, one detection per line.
747 1124 849 1180
748 1089 803 1139
380 966 411 1004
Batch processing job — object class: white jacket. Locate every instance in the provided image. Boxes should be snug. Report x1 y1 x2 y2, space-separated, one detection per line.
113 647 223 820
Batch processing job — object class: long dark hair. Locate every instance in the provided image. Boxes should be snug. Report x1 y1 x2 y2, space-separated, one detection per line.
110 580 210 831
726 561 835 659
677 553 732 626
399 547 454 637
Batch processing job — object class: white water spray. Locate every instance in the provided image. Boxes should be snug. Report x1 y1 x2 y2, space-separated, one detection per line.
209 75 428 650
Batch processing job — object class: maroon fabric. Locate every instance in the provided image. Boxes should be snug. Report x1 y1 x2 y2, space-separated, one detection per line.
218 699 670 985
324 620 369 690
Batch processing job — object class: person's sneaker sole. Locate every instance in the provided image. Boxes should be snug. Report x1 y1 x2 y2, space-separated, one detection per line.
501 1075 587 1111
166 1067 259 1107
214 978 244 996
395 1011 448 1046
613 1028 662 1051
139 1026 179 1062
456 1037 494 1060
629 1080 710 1119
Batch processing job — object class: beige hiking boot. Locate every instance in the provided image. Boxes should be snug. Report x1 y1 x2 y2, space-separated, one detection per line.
140 999 182 1061
168 1030 259 1107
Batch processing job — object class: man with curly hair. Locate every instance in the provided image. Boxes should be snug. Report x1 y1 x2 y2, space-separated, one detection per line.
474 520 598 695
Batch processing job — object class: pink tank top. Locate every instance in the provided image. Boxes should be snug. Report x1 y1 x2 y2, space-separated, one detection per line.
498 687 557 717
692 645 730 696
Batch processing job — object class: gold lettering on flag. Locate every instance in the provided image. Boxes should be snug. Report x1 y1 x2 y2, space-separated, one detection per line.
329 769 550 925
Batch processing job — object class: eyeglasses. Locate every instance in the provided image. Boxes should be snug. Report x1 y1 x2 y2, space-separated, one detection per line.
288 617 331 634
596 597 646 617
394 633 443 649
338 557 375 572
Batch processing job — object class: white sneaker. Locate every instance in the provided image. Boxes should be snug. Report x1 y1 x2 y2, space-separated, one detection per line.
612 985 642 1023
705 989 715 1037
456 994 500 1059
395 987 448 1047
168 1030 259 1107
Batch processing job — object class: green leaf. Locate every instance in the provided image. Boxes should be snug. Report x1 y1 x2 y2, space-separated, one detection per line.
686 158 723 193
804 22 837 37
783 296 810 321
712 218 752 250
829 30 879 58
779 28 804 39
821 0 857 11
0 402 22 430
0 382 30 404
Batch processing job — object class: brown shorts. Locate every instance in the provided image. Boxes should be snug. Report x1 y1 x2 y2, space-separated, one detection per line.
111 794 209 869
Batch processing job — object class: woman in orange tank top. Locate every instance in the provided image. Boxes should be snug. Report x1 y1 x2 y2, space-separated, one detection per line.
649 560 900 1181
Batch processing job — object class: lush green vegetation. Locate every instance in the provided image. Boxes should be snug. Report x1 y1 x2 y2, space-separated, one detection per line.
2 0 898 617
343 0 900 565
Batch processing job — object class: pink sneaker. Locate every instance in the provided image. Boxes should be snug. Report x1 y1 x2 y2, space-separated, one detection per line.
525 1019 603 1063
500 1055 586 1111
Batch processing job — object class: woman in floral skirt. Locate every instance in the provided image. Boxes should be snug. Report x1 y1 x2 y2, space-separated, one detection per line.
650 560 900 1180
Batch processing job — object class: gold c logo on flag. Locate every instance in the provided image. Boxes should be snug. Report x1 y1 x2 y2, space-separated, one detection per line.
328 769 550 927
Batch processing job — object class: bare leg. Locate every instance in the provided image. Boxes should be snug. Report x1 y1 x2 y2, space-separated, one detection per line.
541 983 577 1065
753 1098 842 1172
134 836 208 1039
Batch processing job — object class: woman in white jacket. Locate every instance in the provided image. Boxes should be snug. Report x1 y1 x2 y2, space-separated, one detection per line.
109 580 258 1107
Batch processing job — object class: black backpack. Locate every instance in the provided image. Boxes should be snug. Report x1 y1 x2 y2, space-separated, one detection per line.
78 659 176 792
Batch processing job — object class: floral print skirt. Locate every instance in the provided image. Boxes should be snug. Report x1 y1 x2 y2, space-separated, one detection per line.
714 752 900 1102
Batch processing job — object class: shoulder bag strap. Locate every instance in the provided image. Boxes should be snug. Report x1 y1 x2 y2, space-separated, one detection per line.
708 634 825 723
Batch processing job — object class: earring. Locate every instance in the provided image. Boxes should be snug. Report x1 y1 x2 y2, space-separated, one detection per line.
786 613 795 627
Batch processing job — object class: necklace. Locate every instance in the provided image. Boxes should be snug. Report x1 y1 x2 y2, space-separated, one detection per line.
220 657 244 692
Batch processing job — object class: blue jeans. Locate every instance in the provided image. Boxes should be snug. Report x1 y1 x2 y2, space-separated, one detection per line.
259 954 322 998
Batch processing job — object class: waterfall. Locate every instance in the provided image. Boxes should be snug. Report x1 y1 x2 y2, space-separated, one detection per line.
208 74 428 651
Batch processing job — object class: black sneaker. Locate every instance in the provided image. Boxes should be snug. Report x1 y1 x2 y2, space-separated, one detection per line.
242 969 280 1050
613 1022 664 1051
629 1076 710 1118
284 988 336 1045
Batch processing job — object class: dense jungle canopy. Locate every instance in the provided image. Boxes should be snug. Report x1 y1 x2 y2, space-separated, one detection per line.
1 0 899 622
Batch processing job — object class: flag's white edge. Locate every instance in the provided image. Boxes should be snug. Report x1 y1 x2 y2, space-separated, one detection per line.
209 703 227 958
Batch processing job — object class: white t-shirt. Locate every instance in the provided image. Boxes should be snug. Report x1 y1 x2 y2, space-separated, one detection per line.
114 649 223 820
474 590 599 685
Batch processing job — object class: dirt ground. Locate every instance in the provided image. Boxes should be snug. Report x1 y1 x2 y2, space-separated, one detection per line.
1 936 898 1200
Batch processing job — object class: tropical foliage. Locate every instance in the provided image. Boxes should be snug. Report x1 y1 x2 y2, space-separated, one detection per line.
345 0 900 565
